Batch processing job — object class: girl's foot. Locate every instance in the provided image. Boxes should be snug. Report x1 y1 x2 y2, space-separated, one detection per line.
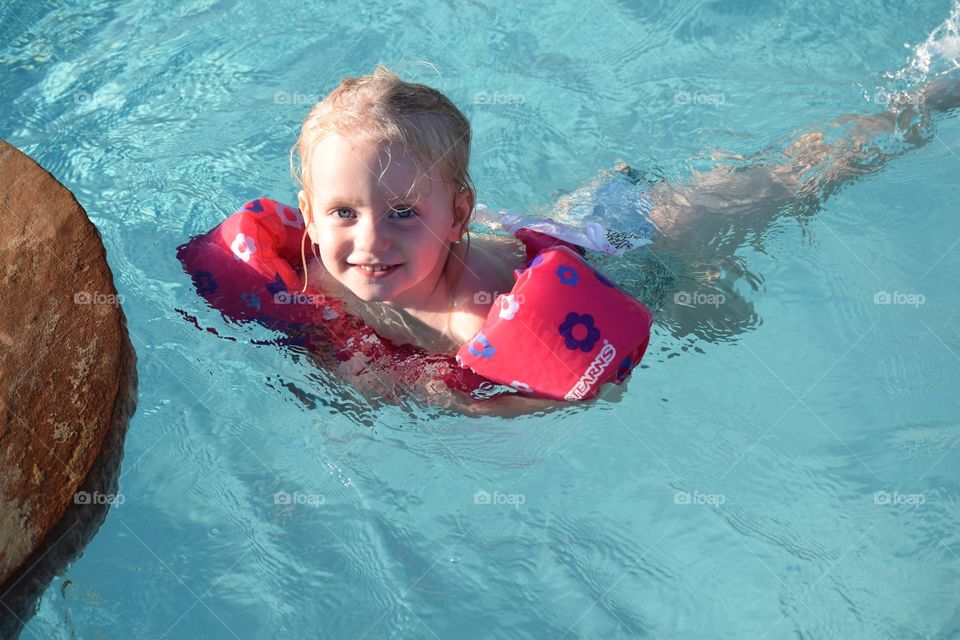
920 78 960 112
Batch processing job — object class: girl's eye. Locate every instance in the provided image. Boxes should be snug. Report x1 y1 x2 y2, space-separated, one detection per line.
389 206 416 219
330 207 417 219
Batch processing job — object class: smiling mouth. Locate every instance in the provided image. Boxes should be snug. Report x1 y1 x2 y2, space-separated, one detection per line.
348 263 401 274
348 263 399 272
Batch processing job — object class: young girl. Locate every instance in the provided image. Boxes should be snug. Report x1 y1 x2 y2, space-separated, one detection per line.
291 78 516 356
179 66 657 410
179 66 958 411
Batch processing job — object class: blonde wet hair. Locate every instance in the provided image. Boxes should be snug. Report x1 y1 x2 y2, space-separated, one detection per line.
290 64 476 298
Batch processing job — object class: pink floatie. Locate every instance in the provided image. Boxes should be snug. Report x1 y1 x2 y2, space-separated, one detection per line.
177 198 653 401
455 236 653 400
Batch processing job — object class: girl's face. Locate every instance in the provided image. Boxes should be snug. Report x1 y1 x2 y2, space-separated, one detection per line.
298 133 469 310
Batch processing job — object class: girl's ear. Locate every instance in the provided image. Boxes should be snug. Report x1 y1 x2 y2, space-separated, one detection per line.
297 189 310 222
298 189 318 240
449 186 474 241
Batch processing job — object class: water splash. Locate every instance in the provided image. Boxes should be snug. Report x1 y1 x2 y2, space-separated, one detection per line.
884 0 960 88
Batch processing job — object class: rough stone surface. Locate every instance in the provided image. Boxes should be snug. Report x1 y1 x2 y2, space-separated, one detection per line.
0 140 137 599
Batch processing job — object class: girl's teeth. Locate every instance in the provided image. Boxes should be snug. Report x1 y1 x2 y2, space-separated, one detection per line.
359 265 391 272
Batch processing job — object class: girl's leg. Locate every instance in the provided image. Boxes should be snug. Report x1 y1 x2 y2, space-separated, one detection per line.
647 79 960 255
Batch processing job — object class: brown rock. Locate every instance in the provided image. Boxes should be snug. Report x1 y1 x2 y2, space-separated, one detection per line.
0 140 137 632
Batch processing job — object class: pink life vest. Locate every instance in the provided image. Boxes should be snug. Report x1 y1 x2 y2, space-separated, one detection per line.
177 198 653 401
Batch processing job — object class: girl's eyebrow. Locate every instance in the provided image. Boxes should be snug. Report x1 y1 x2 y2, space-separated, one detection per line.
322 196 425 214
323 195 361 206
386 193 425 206
322 192 424 206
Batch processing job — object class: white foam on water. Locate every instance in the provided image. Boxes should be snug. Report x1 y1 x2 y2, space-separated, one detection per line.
886 0 960 86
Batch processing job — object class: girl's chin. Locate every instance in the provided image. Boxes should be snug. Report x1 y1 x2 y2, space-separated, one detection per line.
344 279 400 302
351 290 394 302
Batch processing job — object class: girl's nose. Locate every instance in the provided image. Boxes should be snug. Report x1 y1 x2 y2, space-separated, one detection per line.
354 214 391 252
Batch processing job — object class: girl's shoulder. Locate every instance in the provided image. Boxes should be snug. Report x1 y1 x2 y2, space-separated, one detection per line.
447 234 525 343
466 233 526 285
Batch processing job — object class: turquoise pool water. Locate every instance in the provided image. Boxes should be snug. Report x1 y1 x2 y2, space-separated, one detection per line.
2 0 960 637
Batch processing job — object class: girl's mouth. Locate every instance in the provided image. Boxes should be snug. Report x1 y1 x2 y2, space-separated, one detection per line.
349 263 401 278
